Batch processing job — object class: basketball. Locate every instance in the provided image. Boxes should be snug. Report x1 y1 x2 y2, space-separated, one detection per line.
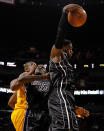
67 4 87 27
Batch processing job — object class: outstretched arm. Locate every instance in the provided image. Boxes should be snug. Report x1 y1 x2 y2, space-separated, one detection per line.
10 73 50 91
50 11 68 60
8 92 17 109
17 73 50 85
50 5 72 60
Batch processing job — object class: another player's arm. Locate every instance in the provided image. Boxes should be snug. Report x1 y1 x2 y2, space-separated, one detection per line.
8 92 17 109
10 73 50 91
10 73 26 91
10 72 30 91
17 73 50 84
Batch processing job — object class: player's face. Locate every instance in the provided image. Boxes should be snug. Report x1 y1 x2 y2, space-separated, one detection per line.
63 43 73 57
35 65 46 75
24 65 29 72
24 62 37 72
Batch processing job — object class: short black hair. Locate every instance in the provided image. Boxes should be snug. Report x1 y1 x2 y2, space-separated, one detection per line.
64 39 72 47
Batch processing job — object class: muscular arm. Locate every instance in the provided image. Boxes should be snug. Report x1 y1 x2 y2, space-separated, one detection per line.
10 73 50 91
51 4 79 61
18 73 50 85
8 92 17 109
50 12 67 60
10 78 24 91
50 5 70 61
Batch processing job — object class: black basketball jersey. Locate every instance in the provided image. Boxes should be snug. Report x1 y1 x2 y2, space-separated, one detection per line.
48 54 79 130
49 53 76 106
26 79 50 111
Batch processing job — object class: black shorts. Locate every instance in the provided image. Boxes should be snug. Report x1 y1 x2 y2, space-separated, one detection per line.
24 110 50 131
48 91 79 131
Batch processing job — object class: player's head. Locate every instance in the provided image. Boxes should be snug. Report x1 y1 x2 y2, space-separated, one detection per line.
23 61 37 73
63 39 73 57
35 64 46 75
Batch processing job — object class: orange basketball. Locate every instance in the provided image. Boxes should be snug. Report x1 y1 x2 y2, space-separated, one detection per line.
67 4 87 27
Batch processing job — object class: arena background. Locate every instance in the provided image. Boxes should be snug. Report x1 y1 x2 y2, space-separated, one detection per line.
0 0 104 131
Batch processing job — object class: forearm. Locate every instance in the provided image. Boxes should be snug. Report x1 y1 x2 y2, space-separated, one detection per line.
10 72 35 91
55 11 68 49
18 74 48 84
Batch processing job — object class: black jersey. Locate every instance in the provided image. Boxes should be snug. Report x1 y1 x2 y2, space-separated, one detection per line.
24 80 50 131
48 54 79 131
26 79 50 111
49 54 76 102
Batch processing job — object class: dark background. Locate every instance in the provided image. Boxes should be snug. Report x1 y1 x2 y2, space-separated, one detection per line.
0 1 104 49
0 0 104 85
0 0 104 100
0 1 104 90
0 1 104 131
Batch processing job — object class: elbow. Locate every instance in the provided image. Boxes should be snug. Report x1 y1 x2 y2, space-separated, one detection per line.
10 86 15 91
8 102 14 109
8 101 12 108
10 79 21 91
10 85 18 91
8 101 10 107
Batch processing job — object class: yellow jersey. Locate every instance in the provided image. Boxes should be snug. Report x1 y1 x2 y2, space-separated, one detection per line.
14 85 28 110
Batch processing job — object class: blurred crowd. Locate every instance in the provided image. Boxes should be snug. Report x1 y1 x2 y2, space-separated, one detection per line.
72 47 104 65
15 45 104 65
0 41 104 66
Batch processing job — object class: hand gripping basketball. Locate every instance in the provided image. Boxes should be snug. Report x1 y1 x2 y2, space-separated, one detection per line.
63 4 87 27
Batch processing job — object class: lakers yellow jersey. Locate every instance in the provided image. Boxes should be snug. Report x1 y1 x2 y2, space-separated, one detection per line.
14 85 28 110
